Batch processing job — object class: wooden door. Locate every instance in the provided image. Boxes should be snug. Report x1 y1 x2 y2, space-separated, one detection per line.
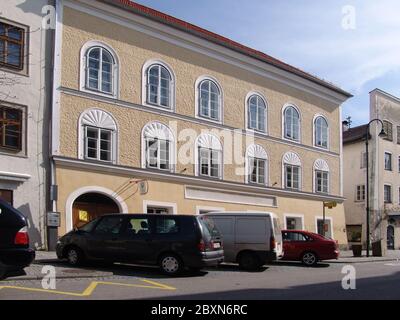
72 201 119 229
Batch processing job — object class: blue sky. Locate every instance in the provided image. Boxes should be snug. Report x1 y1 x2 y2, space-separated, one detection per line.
134 0 400 126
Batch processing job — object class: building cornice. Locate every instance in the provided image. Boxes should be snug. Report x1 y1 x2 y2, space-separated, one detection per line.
53 156 346 203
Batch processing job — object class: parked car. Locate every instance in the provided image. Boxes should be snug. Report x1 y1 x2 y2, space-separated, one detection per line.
204 212 283 270
281 230 339 266
56 214 224 276
0 199 35 279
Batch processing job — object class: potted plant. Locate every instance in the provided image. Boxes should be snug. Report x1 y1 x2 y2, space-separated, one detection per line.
350 231 362 257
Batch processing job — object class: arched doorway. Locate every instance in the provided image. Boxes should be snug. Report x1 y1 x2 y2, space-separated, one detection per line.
72 193 120 229
387 225 395 250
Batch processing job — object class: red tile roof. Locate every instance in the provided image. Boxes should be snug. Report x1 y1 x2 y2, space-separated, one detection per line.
343 124 369 144
97 0 352 98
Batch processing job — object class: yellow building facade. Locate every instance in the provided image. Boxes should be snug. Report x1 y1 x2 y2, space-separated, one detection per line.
51 0 351 247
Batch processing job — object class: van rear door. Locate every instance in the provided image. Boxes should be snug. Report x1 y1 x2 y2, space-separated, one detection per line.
197 216 223 251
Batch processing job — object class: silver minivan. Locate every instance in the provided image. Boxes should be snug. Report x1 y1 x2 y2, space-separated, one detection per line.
204 212 283 270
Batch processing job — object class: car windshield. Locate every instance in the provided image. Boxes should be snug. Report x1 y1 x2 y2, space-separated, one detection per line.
198 216 220 241
78 218 98 232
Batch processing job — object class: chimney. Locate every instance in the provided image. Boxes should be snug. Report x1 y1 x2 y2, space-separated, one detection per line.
342 120 350 132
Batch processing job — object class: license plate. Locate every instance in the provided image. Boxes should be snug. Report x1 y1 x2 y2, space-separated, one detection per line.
213 242 221 249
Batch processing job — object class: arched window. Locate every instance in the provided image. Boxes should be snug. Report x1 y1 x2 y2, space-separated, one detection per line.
247 94 267 132
79 109 118 163
80 41 119 97
314 159 329 194
314 116 328 148
142 122 175 172
283 105 300 141
246 144 268 185
195 133 223 178
197 78 222 122
146 64 173 109
283 151 301 190
86 47 115 94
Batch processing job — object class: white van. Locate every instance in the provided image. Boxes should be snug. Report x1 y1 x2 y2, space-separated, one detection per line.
204 212 283 270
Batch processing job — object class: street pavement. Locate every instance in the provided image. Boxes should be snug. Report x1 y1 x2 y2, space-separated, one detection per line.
1 250 400 300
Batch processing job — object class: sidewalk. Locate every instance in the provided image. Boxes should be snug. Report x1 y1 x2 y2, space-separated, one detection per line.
2 251 114 281
331 250 400 264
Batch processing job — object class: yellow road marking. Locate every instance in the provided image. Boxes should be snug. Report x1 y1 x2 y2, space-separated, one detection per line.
0 279 176 297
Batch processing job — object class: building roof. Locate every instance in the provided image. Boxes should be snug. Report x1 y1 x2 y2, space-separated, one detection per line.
343 124 369 144
97 0 352 98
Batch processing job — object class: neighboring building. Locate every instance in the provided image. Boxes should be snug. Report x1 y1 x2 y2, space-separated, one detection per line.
0 0 53 249
343 89 400 250
51 0 351 247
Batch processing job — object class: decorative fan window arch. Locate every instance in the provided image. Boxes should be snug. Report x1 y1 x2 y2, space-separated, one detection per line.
282 151 302 190
79 109 118 163
195 133 223 179
246 93 267 133
314 159 330 194
246 144 268 185
80 41 119 98
142 122 175 172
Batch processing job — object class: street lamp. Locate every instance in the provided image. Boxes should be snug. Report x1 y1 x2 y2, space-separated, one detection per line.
365 119 386 257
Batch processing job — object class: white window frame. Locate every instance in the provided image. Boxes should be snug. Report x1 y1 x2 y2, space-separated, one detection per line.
313 114 329 149
78 108 118 164
282 151 302 190
245 144 269 186
195 206 225 215
195 75 223 124
282 103 301 143
384 151 393 171
384 184 392 204
79 41 119 99
313 159 330 194
355 185 366 202
143 200 177 215
194 133 223 179
142 59 175 111
84 126 113 163
315 216 334 239
245 92 268 134
283 214 305 230
145 138 171 171
141 121 175 173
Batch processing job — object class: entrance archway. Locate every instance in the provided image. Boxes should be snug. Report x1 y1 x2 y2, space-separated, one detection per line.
65 186 129 232
387 225 395 250
72 193 120 229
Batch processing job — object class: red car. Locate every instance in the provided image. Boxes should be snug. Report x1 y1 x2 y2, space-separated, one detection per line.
281 230 339 266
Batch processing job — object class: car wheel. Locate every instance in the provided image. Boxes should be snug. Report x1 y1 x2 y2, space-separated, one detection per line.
238 252 261 271
159 254 183 276
66 247 85 266
301 252 318 267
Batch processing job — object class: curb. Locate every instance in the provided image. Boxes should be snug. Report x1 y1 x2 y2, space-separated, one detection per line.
329 258 399 264
2 273 114 282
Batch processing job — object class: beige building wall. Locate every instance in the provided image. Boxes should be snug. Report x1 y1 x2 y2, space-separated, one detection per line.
52 1 350 248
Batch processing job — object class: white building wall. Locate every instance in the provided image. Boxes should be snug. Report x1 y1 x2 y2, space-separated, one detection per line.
0 0 53 249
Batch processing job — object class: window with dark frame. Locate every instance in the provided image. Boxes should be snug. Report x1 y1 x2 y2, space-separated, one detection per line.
384 152 392 171
0 189 13 205
356 185 365 202
383 120 393 141
384 185 392 204
0 106 22 151
0 21 24 70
